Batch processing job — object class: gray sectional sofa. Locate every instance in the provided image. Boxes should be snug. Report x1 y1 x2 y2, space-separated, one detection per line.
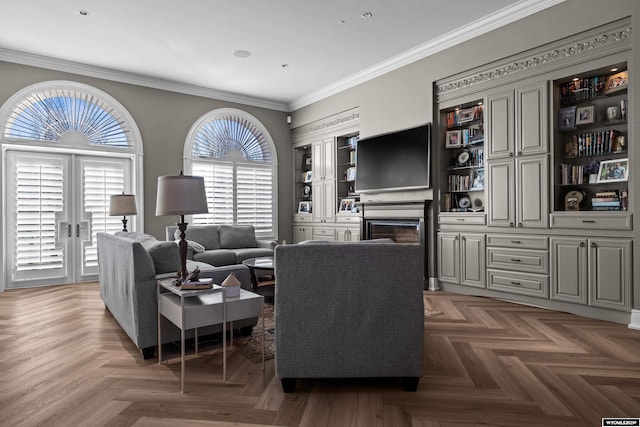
274 241 425 392
97 231 257 359
166 224 276 266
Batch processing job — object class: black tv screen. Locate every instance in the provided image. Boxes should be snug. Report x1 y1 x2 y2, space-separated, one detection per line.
356 124 431 193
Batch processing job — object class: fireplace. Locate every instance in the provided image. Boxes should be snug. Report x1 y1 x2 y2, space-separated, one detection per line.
365 219 422 244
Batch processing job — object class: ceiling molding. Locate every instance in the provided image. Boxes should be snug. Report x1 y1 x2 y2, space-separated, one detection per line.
0 48 290 112
289 0 565 111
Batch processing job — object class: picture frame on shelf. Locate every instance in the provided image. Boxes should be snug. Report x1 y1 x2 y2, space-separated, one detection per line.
604 70 628 94
339 198 355 212
445 130 462 148
302 171 312 183
558 106 576 130
564 190 584 211
458 107 476 123
575 105 594 125
298 201 312 213
345 167 356 182
596 158 629 183
471 169 484 190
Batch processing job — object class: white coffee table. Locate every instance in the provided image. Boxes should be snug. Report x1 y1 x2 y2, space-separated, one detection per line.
157 279 264 392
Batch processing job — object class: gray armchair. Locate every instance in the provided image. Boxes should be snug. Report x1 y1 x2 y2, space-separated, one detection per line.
274 242 424 392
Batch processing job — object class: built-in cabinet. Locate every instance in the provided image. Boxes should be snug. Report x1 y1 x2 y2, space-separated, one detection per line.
437 232 485 288
485 81 549 229
434 19 634 326
291 109 361 243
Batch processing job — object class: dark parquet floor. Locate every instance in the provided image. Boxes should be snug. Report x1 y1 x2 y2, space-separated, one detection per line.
1 282 639 426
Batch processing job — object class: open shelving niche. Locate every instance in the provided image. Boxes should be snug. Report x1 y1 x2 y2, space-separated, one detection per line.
552 63 629 213
439 99 485 215
336 134 359 214
293 144 313 214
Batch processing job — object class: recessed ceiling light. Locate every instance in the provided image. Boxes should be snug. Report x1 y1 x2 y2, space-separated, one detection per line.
281 64 289 68
362 12 373 19
77 10 89 16
233 50 251 58
339 19 346 24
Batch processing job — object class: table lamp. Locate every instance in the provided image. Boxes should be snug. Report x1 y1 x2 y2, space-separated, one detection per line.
109 193 137 232
155 171 208 281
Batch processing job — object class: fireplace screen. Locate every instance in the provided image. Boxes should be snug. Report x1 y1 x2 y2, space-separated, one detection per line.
366 220 421 244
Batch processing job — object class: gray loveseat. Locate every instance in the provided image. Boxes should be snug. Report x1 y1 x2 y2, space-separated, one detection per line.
97 231 257 359
166 224 276 266
274 241 425 392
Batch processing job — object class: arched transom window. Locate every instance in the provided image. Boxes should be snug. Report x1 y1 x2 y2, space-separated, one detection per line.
3 85 132 147
186 109 277 239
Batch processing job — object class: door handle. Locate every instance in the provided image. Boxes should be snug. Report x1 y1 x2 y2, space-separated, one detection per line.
76 224 80 238
68 224 72 238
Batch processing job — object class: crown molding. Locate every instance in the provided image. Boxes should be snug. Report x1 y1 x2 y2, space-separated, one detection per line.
0 48 289 112
436 17 632 102
289 0 565 110
291 108 359 142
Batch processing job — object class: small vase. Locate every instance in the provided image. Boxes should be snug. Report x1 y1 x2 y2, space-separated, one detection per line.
588 174 597 184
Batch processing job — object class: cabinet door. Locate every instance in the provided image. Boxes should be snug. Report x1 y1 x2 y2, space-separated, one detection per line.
516 81 548 156
322 138 336 180
335 226 360 242
323 179 336 223
487 158 515 227
516 154 548 228
486 90 514 159
293 226 312 243
437 233 460 284
588 238 632 311
460 233 485 288
550 237 587 304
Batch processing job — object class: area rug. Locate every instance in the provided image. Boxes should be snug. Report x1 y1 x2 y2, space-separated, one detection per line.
233 303 275 363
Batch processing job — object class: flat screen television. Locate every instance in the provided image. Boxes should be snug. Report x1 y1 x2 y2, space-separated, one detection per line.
356 123 431 193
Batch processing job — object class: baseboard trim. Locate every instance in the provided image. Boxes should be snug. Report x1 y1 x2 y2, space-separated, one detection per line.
629 310 640 330
427 277 440 292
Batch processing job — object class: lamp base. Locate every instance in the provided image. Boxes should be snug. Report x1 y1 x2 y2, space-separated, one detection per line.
177 217 188 281
121 216 128 232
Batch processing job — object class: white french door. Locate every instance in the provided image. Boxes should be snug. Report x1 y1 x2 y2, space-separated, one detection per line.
5 150 132 288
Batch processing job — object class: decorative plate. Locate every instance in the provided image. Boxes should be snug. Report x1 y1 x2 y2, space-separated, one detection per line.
458 196 471 209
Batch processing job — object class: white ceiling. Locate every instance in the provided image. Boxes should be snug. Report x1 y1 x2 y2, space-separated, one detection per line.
0 0 562 111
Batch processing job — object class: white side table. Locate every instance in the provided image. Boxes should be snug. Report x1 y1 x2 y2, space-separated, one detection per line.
157 279 264 392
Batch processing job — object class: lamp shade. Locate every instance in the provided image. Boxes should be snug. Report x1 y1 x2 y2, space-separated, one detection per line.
155 174 209 216
109 194 138 216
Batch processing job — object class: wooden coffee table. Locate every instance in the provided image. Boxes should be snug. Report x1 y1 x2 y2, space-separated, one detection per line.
242 257 275 299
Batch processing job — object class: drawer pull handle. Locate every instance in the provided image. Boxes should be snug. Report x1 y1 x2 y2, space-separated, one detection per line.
510 281 522 286
511 258 521 262
511 240 521 244
456 218 465 221
582 220 595 223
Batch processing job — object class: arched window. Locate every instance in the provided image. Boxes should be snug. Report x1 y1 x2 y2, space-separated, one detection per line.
1 81 142 289
185 109 277 239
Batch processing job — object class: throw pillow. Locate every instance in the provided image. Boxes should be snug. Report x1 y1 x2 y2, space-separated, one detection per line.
173 225 220 250
187 240 205 253
219 225 257 249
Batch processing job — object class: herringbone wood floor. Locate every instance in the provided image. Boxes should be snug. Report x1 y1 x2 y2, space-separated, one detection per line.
1 282 639 427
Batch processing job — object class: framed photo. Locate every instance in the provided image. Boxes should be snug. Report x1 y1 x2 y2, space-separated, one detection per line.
575 105 594 125
597 158 629 183
471 168 484 190
458 107 476 123
445 130 462 148
558 106 576 130
297 201 311 214
339 198 355 212
302 171 312 183
604 70 628 94
346 167 356 182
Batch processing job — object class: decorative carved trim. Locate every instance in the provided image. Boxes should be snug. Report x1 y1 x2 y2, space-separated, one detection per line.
292 108 359 141
436 19 632 99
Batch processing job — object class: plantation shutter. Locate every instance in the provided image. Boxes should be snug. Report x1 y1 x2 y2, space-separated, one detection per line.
237 164 273 236
82 161 127 269
192 161 234 225
14 158 65 273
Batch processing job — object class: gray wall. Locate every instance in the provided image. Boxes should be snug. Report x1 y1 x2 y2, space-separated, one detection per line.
0 61 293 242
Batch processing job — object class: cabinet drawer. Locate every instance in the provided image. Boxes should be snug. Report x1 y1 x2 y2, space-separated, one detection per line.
439 213 486 225
336 215 362 223
294 214 313 223
487 269 549 298
487 248 548 274
312 227 335 241
550 212 632 230
486 234 548 250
